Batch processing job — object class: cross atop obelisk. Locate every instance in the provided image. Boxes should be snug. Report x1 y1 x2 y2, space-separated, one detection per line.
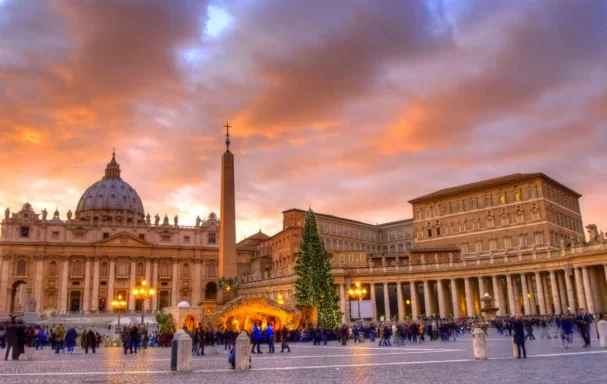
224 122 231 150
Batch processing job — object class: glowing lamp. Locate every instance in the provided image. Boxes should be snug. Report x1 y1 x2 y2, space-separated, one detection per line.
149 289 155 295
133 289 139 295
141 280 147 286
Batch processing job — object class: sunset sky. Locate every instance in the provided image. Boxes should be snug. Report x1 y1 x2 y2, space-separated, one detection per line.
0 0 605 239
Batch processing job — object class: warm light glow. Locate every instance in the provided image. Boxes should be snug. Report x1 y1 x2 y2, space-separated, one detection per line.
149 289 155 295
117 295 122 300
355 282 360 287
120 301 126 306
226 286 231 291
348 289 354 295
527 293 531 298
133 289 139 295
406 299 411 305
141 280 147 286
355 289 361 295
140 289 147 295
362 289 367 294
111 300 118 306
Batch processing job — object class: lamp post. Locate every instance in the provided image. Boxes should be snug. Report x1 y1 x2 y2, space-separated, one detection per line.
132 280 155 324
348 282 367 322
111 295 127 326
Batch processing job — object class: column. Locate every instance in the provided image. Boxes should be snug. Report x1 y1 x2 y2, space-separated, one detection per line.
478 277 486 297
0 256 7 316
492 275 502 316
512 276 520 314
91 258 100 312
128 259 137 310
542 273 552 313
339 283 346 322
574 267 586 310
410 281 420 320
151 259 158 310
581 266 595 313
564 269 576 312
450 279 460 318
192 261 201 308
33 257 44 313
535 272 546 315
557 272 567 312
506 274 515 315
527 275 537 315
83 258 92 312
464 277 475 317
396 282 404 321
604 265 607 289
423 280 433 317
520 274 531 315
437 280 447 319
383 282 391 321
172 260 179 306
58 258 69 313
370 283 377 320
549 271 562 314
144 260 152 310
106 258 116 311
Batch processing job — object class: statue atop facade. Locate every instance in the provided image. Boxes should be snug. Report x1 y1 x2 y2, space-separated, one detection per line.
367 257 373 268
531 243 536 252
586 224 600 243
4 207 9 220
434 253 439 264
381 256 387 267
67 210 72 220
146 213 151 224
28 297 36 312
163 214 169 226
578 235 584 245
42 208 48 221
600 230 605 241
196 215 201 227
154 214 160 225
395 256 400 266
53 208 60 220
420 254 425 264
448 252 453 264
174 215 179 226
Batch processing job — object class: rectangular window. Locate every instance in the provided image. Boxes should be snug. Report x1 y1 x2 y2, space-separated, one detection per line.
459 223 466 233
516 213 524 223
20 226 30 238
161 235 171 243
487 217 494 228
499 194 506 204
184 236 190 244
475 242 482 252
489 239 497 250
139 234 145 240
518 235 528 247
528 188 537 199
470 199 477 210
473 221 480 230
501 215 509 226
349 254 353 262
208 233 216 244
445 204 451 214
504 237 512 249
427 228 432 238
484 196 492 207
461 243 468 254
534 233 544 245
436 227 441 236
103 232 110 239
531 211 540 221
51 231 59 240
117 262 128 278
457 201 463 212
433 206 439 217
446 226 453 235
74 231 85 239
515 191 521 201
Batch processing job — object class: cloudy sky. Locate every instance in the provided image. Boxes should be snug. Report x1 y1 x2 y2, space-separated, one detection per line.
0 0 605 239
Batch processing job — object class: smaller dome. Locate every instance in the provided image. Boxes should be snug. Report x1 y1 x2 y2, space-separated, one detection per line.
177 301 190 308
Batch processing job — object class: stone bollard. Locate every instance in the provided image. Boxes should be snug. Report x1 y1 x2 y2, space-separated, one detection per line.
598 319 607 349
472 328 488 360
235 331 251 370
170 329 192 372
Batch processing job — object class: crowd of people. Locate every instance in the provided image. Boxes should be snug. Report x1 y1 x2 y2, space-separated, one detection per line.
0 309 604 362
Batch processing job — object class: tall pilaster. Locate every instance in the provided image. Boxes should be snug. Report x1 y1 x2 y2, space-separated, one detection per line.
564 269 576 312
106 258 116 311
535 272 546 315
574 267 586 310
450 279 460 318
581 267 595 313
83 258 92 312
410 282 420 320
144 260 152 311
557 271 567 312
423 280 432 317
506 274 516 315
59 258 69 313
383 283 391 321
396 282 404 321
541 273 552 313
549 270 562 314
437 280 447 319
520 274 531 315
370 283 377 320
91 258 100 312
464 277 474 317
219 124 237 280
128 259 137 310
151 259 158 310
33 256 44 313
192 261 202 307
492 275 502 316
0 256 7 316
172 260 179 306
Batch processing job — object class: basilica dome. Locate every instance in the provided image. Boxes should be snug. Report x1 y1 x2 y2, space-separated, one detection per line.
75 152 145 222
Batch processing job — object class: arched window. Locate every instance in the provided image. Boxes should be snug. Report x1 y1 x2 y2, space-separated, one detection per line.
16 260 26 275
50 261 57 276
182 263 190 278
100 261 108 277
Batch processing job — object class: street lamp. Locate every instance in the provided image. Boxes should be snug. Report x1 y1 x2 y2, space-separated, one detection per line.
277 294 284 305
132 280 155 324
348 282 367 321
111 295 127 325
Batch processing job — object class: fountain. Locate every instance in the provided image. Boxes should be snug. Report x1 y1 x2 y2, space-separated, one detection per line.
480 292 499 321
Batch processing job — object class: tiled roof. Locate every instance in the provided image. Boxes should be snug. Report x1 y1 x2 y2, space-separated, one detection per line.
408 173 581 204
282 208 412 229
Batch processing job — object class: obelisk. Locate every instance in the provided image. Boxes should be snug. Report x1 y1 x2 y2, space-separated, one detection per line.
219 122 238 286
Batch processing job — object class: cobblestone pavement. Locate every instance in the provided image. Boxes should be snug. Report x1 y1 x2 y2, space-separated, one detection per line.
0 328 605 384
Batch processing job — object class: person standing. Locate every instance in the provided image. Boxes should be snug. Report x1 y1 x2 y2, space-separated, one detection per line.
54 324 66 354
250 322 262 354
576 308 593 347
266 324 275 353
65 326 78 354
511 313 526 359
85 328 97 354
560 314 574 348
121 328 131 355
280 327 291 353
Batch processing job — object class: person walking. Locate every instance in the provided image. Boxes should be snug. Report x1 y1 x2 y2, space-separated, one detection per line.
250 322 262 354
85 328 97 354
511 313 527 359
4 322 17 360
280 327 291 353
65 326 78 354
576 308 593 348
560 314 574 348
54 324 66 354
266 324 275 353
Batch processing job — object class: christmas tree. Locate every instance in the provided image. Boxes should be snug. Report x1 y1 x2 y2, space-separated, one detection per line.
294 208 341 328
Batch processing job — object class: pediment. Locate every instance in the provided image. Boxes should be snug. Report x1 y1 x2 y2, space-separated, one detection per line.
94 232 152 247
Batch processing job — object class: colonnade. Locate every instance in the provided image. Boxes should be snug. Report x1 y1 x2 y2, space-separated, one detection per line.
340 264 607 321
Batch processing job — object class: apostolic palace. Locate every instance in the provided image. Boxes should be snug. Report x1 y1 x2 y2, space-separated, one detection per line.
1 132 607 327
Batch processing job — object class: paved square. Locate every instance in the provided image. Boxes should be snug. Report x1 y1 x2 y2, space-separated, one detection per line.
1 328 605 384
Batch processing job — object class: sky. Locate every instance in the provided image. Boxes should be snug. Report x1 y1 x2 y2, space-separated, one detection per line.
0 0 606 240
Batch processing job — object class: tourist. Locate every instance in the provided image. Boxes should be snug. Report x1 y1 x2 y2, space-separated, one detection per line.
130 325 141 354
250 322 263 353
54 324 66 354
280 327 291 353
121 327 131 355
576 308 593 347
524 319 535 340
511 313 526 359
65 326 78 354
266 323 275 353
85 328 97 354
36 327 46 350
560 314 574 348
4 320 17 360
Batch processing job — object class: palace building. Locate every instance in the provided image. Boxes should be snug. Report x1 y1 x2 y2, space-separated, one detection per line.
1 133 606 324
